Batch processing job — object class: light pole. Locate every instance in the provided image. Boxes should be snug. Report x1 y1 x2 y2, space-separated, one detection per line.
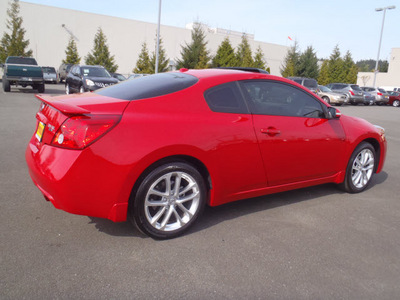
155 0 162 74
373 5 396 87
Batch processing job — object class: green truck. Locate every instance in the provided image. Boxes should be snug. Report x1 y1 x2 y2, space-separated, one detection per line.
1 56 45 93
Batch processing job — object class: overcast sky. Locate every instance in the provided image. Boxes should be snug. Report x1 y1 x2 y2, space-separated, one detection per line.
25 0 400 62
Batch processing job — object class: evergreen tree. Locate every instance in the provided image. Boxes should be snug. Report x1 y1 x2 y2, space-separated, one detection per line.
176 23 210 69
85 28 118 73
318 60 330 85
253 46 267 70
212 37 235 67
62 37 80 64
133 42 151 74
342 51 357 84
280 40 300 77
327 45 345 83
150 37 169 73
235 35 254 67
0 0 32 63
298 45 319 79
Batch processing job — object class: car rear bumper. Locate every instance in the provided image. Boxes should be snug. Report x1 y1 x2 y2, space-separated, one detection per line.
25 137 129 222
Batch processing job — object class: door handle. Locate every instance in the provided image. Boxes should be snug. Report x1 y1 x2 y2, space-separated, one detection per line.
261 127 281 136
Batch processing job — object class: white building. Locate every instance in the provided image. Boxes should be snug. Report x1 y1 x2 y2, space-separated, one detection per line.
357 48 400 88
0 0 289 76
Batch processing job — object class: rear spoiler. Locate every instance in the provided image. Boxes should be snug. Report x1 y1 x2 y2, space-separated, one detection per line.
35 94 91 115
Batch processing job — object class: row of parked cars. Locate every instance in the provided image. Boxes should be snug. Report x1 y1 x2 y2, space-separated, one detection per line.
288 77 400 107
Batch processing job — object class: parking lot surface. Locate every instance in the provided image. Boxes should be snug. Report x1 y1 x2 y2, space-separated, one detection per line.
1 84 400 299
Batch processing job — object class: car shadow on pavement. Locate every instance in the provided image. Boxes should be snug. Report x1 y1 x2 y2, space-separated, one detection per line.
87 171 388 238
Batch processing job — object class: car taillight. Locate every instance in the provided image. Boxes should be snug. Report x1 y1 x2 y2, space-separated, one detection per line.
377 92 382 96
51 115 120 149
349 90 355 95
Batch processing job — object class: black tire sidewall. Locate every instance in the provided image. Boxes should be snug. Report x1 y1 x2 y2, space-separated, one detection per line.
344 142 376 193
132 162 206 239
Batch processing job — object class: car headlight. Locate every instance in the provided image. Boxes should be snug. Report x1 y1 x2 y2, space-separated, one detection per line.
374 125 386 141
85 79 95 86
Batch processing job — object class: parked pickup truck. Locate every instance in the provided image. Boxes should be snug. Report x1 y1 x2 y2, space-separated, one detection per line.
1 56 45 92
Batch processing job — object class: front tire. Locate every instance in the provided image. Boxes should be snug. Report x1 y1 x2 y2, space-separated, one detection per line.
322 96 330 104
340 142 376 193
65 83 71 94
37 84 45 93
130 162 206 239
79 85 85 93
393 100 400 107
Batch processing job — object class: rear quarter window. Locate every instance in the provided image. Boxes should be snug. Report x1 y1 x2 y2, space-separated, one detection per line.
95 72 199 100
204 82 248 114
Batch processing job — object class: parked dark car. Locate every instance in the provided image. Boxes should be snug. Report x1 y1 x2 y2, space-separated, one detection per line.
58 63 73 83
1 56 44 92
111 73 127 81
65 65 119 94
42 66 59 84
326 83 364 105
288 77 319 93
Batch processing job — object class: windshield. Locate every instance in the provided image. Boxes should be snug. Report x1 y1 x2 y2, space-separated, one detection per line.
6 57 38 65
319 85 332 92
351 85 362 91
304 79 318 88
378 88 387 93
81 67 111 78
42 67 56 73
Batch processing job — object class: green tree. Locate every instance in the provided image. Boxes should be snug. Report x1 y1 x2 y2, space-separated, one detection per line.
318 60 330 85
280 40 300 77
298 45 319 79
235 35 254 67
150 37 169 73
0 0 32 63
327 45 345 83
342 51 357 84
253 46 267 70
212 37 236 67
62 37 80 64
133 42 151 74
85 27 118 73
176 23 210 69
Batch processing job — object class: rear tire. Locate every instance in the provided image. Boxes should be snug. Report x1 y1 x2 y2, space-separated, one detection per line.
340 142 376 193
37 84 45 93
322 96 330 104
129 162 206 239
65 83 71 94
2 78 10 92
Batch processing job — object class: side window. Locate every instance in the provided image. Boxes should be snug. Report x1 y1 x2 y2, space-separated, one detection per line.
240 80 325 118
204 82 248 114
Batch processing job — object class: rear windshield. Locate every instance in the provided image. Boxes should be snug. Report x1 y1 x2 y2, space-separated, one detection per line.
378 88 386 93
304 79 318 88
351 85 362 91
95 72 199 101
6 57 37 65
42 67 56 73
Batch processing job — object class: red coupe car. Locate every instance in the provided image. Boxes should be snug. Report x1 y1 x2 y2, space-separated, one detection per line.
26 68 387 239
387 91 400 107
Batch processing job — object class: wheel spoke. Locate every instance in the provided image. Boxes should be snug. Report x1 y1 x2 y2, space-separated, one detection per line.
160 207 174 229
149 189 168 198
177 191 199 203
146 200 167 207
150 207 167 226
172 207 186 226
177 202 194 218
173 173 182 197
179 182 196 195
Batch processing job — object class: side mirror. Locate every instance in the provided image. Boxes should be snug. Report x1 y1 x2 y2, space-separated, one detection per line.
327 107 341 119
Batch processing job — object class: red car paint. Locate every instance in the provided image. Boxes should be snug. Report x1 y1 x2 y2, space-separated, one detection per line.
26 69 387 223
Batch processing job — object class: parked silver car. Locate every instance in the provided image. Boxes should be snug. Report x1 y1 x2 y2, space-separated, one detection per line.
288 77 319 93
326 83 364 105
317 85 346 106
362 90 376 106
361 87 390 105
42 66 59 84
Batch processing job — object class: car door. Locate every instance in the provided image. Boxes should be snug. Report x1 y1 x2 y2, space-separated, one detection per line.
240 80 346 186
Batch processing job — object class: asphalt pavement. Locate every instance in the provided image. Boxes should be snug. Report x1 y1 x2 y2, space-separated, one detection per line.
1 84 399 299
